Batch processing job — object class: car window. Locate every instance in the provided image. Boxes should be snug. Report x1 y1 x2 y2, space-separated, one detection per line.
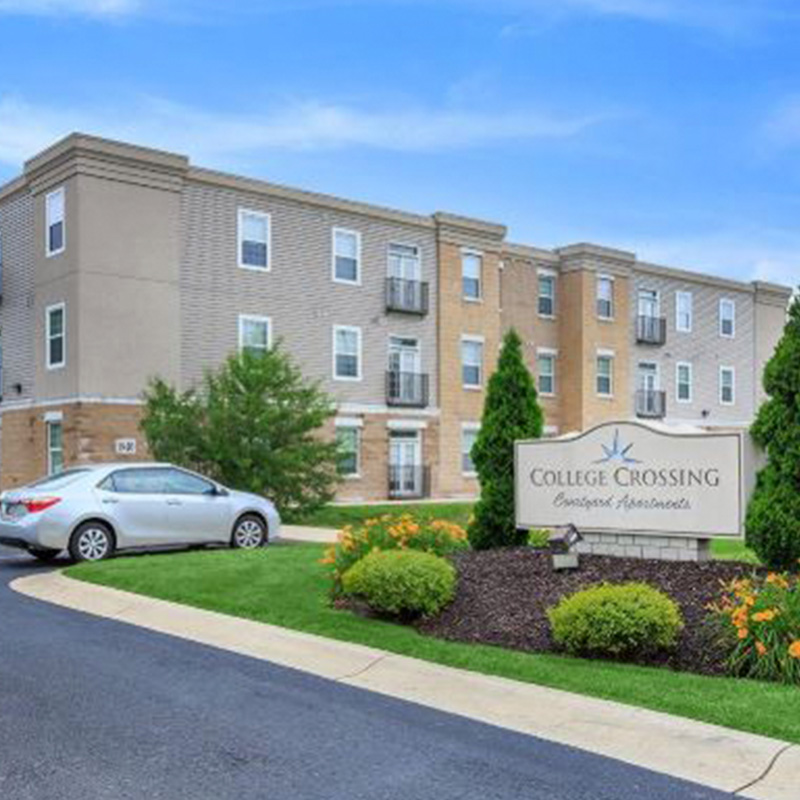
29 468 93 490
162 468 215 495
105 468 172 494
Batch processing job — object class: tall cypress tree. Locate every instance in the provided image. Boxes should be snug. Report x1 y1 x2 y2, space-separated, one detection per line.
746 292 800 569
469 328 544 550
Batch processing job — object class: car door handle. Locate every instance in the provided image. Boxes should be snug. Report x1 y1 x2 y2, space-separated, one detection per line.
102 498 119 505
166 499 183 506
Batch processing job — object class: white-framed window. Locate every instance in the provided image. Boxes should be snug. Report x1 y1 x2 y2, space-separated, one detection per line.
388 242 421 280
596 352 614 397
45 187 65 257
538 272 555 317
46 419 64 475
332 227 361 285
336 425 361 477
596 275 614 320
238 314 272 355
720 366 735 405
461 336 484 388
461 423 480 476
46 302 66 370
676 361 692 403
719 298 735 338
333 325 362 381
537 349 556 396
237 208 271 271
675 291 693 333
462 251 482 301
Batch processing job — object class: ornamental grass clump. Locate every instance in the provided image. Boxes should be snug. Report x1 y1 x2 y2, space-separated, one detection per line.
341 550 457 619
547 582 684 659
712 572 800 684
320 514 468 594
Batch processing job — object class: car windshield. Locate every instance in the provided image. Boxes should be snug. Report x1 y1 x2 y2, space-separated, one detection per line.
27 468 94 490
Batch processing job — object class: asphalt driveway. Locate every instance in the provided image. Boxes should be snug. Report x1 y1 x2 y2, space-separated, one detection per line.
0 550 732 800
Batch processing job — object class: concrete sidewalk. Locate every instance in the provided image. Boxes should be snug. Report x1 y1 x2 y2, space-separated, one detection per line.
11 570 796 799
280 525 339 544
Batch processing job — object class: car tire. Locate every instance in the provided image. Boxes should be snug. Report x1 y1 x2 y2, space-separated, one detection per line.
28 547 61 562
69 522 115 563
231 514 267 550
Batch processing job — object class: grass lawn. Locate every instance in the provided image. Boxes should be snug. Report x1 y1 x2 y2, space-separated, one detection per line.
66 542 798 744
296 502 760 564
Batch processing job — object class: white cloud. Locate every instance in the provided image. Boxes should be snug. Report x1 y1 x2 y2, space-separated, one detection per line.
0 0 139 16
0 94 605 170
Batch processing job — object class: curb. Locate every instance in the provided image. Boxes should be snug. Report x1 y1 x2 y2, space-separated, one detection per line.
11 570 797 799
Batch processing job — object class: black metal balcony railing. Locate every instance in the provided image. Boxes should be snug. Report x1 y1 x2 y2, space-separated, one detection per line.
388 465 431 499
636 315 667 345
385 277 430 315
636 389 666 419
386 371 430 408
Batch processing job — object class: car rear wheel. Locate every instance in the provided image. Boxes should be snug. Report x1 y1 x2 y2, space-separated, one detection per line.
69 522 115 563
29 547 61 562
231 515 266 549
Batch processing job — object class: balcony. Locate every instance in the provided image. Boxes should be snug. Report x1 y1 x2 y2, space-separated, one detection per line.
636 315 667 345
386 371 430 408
385 277 429 315
388 465 431 499
635 389 666 419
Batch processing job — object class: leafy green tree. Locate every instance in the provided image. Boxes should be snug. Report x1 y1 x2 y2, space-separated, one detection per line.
141 345 340 521
746 293 800 569
469 328 544 549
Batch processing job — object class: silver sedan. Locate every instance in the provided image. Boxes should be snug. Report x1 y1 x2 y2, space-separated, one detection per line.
0 463 281 562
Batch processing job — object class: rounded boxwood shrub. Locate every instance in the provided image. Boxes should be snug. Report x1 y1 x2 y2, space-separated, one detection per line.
547 582 684 658
342 550 456 619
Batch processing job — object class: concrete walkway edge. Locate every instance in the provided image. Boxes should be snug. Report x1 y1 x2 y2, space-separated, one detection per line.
11 571 797 799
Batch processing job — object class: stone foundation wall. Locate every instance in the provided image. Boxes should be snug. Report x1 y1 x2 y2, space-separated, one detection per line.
574 531 711 562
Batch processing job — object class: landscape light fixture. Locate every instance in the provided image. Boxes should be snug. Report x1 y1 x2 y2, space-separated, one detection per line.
551 524 583 571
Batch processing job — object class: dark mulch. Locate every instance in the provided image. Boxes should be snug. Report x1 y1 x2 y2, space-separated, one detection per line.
416 549 762 675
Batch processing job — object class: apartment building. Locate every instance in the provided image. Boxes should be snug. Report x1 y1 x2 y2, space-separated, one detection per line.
0 134 791 501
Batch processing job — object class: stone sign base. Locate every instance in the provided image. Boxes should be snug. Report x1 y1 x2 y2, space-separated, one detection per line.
574 532 711 563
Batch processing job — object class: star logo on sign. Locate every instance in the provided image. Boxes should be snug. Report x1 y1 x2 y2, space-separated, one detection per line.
594 428 641 464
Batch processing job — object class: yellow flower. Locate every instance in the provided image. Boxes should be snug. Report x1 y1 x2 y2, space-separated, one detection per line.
738 627 749 640
755 641 767 657
789 641 800 659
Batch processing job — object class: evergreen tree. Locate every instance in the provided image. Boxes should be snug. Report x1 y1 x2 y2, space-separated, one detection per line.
141 344 340 522
746 292 800 569
469 328 544 549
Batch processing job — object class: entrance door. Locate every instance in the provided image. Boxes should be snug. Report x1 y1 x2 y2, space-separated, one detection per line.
389 430 422 497
388 337 420 403
387 244 422 310
637 362 659 415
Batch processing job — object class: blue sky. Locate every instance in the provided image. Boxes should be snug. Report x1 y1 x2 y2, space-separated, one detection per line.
1 0 799 286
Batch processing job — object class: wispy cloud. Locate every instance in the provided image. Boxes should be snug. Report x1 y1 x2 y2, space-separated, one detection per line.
0 0 140 17
0 94 607 169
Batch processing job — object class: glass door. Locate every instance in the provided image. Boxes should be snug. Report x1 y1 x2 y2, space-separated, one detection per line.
388 337 420 404
389 430 422 497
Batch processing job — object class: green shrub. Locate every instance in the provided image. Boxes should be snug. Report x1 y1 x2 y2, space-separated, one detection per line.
321 514 468 593
547 582 684 658
342 550 457 619
714 573 800 684
527 528 551 548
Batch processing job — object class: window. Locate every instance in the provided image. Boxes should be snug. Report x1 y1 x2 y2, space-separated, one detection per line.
720 366 735 405
46 302 65 369
676 362 692 403
461 425 479 475
675 291 693 332
333 325 362 380
538 273 555 317
105 468 172 494
537 350 556 395
388 243 420 280
336 426 360 477
720 299 735 338
238 314 271 355
332 228 361 284
461 337 483 388
238 209 270 270
462 251 482 300
162 468 215 495
596 354 613 396
46 421 63 475
45 187 65 257
596 275 614 319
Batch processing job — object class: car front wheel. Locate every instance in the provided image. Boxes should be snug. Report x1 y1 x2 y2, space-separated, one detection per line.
69 522 115 563
231 515 266 549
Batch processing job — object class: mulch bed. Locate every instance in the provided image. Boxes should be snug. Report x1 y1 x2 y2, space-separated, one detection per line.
415 549 762 675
